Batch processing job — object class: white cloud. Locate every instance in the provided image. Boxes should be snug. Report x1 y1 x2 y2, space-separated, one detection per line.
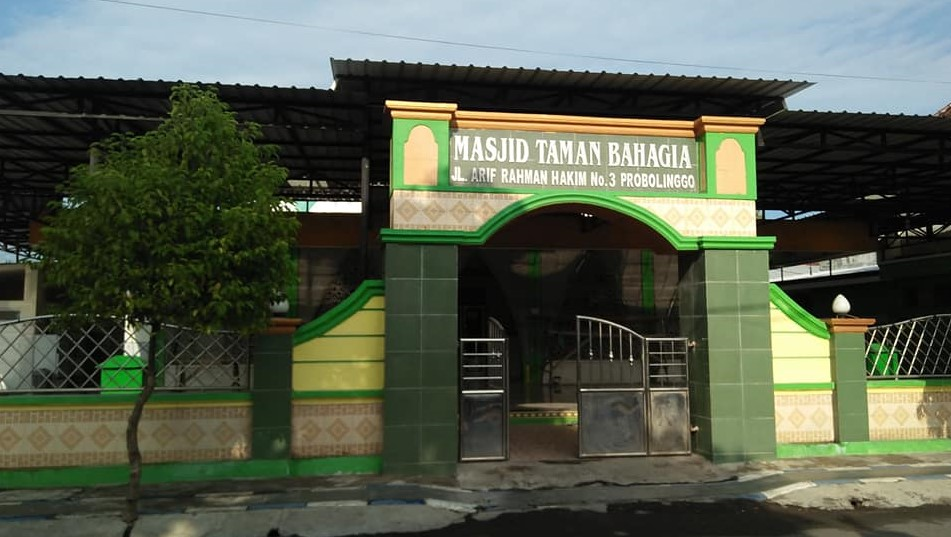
0 0 949 113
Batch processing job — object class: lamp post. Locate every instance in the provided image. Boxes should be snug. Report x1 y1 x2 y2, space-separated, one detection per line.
824 292 873 443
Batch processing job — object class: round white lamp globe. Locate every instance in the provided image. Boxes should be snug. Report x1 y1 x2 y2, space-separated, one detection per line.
831 294 851 316
271 299 290 315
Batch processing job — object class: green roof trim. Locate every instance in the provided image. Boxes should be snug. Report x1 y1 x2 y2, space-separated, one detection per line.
476 192 692 248
698 236 776 250
777 439 951 458
293 279 384 345
769 283 830 340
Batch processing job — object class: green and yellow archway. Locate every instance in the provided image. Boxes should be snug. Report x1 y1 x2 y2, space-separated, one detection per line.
380 101 779 474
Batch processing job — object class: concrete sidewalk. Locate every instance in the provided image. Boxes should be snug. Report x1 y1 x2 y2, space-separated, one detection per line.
3 452 951 536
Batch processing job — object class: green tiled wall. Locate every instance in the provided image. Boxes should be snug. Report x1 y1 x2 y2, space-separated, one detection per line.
383 244 459 475
251 332 293 459
679 249 776 463
830 331 870 442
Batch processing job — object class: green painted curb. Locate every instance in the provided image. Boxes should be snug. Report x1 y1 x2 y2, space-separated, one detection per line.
0 456 382 489
293 279 384 345
777 439 951 458
868 379 951 388
769 283 830 340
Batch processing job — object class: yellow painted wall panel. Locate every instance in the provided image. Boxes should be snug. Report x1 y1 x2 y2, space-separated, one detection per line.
771 332 830 359
325 310 385 336
773 357 832 384
364 296 385 310
293 336 384 362
770 307 808 334
292 362 384 391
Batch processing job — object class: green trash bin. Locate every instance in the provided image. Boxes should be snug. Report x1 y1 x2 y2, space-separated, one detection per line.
866 342 900 377
100 355 144 392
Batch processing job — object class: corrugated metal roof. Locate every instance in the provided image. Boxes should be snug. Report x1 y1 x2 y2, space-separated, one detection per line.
0 72 375 254
3 60 951 255
0 73 335 98
770 109 951 133
758 109 951 236
331 58 813 99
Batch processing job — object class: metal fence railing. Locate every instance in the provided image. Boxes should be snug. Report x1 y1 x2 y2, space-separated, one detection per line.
865 314 951 378
0 315 250 393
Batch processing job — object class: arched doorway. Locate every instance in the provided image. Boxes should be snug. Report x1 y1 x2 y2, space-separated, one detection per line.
458 203 686 460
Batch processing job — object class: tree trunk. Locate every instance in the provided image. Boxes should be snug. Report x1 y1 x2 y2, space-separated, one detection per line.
122 323 159 537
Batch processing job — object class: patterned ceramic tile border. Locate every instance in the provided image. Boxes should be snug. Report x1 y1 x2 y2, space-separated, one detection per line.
390 190 756 239
774 392 835 444
291 401 383 458
868 388 951 440
390 190 529 231
620 197 757 237
0 404 251 469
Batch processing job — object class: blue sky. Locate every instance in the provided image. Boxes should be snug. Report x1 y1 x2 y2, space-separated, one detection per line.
0 0 950 114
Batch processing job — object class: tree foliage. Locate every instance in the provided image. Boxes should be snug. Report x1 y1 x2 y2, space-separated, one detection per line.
36 84 298 536
39 84 298 333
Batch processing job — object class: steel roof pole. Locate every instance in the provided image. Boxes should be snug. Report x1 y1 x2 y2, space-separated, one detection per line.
360 156 369 281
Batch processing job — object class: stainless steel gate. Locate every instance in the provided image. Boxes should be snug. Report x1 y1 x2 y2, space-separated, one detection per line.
577 315 690 457
645 337 692 454
459 336 508 461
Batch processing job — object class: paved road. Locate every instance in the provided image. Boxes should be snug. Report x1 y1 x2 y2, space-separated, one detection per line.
5 453 951 536
352 500 951 537
3 497 951 536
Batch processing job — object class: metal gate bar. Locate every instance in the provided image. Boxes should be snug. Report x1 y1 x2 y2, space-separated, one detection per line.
577 315 690 457
646 337 690 455
459 337 508 461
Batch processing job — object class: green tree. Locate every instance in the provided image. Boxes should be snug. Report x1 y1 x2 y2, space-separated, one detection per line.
38 84 298 537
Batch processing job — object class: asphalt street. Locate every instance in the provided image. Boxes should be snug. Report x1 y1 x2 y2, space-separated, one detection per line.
351 500 951 537
5 453 951 536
